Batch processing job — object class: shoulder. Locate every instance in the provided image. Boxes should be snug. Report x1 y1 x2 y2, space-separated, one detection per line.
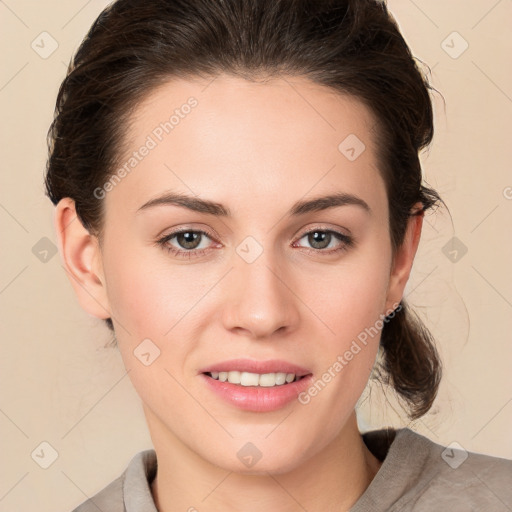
69 449 157 512
355 427 512 511
408 430 512 509
71 474 124 512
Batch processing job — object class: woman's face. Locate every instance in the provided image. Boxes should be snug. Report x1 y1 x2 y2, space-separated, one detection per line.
91 74 416 473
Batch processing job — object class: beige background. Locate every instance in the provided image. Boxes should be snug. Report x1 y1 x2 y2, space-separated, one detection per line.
1 1 511 510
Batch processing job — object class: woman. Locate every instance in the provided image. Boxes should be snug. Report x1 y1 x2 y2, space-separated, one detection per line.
45 0 511 510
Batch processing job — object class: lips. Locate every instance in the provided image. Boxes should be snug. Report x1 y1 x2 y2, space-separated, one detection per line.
198 358 312 377
200 372 315 412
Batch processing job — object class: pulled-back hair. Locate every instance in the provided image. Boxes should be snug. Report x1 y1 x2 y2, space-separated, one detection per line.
45 0 443 420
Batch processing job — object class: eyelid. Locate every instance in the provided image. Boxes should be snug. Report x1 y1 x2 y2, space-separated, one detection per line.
292 226 354 252
158 223 350 243
157 224 219 243
294 222 352 238
156 223 354 257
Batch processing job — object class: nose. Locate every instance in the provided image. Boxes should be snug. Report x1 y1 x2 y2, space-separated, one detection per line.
221 250 300 339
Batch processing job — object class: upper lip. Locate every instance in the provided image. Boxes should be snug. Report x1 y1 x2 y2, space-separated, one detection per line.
199 359 311 377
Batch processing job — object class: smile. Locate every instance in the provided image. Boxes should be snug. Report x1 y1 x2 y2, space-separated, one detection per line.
205 371 304 387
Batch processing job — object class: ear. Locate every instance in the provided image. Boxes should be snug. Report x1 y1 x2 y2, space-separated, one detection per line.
54 197 111 320
384 203 424 312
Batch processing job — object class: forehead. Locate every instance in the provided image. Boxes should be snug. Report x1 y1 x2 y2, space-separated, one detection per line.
106 74 386 219
127 74 378 148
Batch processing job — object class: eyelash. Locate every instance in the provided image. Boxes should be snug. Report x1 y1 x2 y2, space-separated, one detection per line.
156 226 354 259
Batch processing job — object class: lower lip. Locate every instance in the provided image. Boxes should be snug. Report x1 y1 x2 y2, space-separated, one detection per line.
200 373 314 412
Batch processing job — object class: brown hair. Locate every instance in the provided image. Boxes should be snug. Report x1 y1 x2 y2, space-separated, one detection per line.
45 0 443 420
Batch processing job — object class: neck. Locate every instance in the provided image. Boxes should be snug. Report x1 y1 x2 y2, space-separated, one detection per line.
147 409 382 512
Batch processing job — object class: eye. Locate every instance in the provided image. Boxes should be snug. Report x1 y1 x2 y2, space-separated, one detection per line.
156 226 354 259
293 229 354 255
156 228 217 259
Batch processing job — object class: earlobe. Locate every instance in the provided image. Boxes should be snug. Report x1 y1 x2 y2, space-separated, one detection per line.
384 204 424 313
54 197 111 320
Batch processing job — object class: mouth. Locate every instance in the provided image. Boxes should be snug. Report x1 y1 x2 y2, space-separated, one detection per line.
203 371 310 387
200 367 315 412
199 358 312 388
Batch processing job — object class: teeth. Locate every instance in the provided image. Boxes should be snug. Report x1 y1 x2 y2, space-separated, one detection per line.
208 371 299 386
227 371 241 384
274 373 286 385
240 372 260 386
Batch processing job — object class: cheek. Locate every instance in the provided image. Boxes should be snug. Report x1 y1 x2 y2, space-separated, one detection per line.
102 243 207 337
102 252 199 415
103 223 392 366
299 244 391 411
307 246 391 347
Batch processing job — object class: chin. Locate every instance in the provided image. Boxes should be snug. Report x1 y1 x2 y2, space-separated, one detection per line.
208 445 310 476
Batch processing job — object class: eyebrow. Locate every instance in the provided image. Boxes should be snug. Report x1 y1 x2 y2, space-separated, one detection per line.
136 191 371 217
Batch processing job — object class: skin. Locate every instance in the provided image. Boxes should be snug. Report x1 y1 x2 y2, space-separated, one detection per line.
55 74 423 512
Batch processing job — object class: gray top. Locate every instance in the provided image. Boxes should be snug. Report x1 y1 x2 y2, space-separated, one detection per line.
71 427 512 511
